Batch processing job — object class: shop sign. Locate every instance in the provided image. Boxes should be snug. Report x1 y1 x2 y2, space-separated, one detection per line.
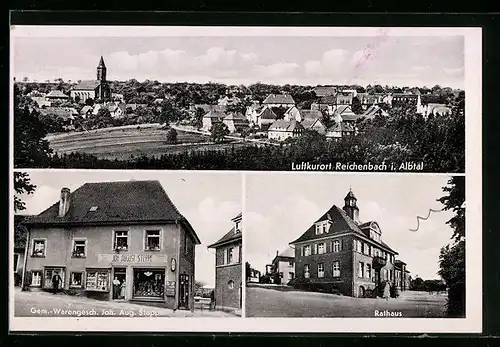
98 254 168 264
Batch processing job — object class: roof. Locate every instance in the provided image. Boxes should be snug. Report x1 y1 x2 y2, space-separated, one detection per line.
340 114 361 122
345 189 357 200
318 95 337 105
300 109 323 120
289 204 397 254
194 104 227 113
301 118 325 130
39 107 77 119
23 180 200 244
258 107 278 120
73 80 100 91
98 56 106 68
277 248 295 258
263 94 296 105
327 121 354 133
335 105 355 115
208 226 242 248
420 94 444 104
313 86 336 97
268 119 304 132
223 112 247 122
361 105 386 119
433 106 451 115
392 93 418 98
204 110 227 119
80 105 93 114
46 90 69 98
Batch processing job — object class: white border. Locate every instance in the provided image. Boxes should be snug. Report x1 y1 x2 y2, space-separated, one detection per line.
9 25 482 333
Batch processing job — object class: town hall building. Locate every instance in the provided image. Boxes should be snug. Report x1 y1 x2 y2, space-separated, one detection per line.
21 180 200 311
290 189 407 298
70 56 111 103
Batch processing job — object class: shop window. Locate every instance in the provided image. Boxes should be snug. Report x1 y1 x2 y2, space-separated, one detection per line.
44 267 65 289
145 230 161 251
86 269 110 292
114 230 128 251
70 272 83 288
31 270 42 286
133 269 165 298
72 239 87 258
32 239 46 257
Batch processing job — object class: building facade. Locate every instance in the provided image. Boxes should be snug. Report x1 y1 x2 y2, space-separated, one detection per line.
14 215 29 286
268 120 304 141
208 213 242 311
70 56 111 103
22 180 200 311
290 189 400 298
271 248 295 285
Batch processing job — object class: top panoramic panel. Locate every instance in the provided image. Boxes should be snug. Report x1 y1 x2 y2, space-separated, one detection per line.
10 26 479 173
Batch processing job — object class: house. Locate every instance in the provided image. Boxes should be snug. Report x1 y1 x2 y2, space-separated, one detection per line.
254 107 278 128
289 189 400 298
112 93 125 102
336 91 354 105
394 260 411 292
223 112 249 133
45 90 69 102
333 105 357 122
313 86 336 97
22 180 201 311
301 118 327 135
270 248 295 285
360 105 389 120
218 96 241 106
356 93 379 110
107 103 125 119
190 104 227 115
70 56 111 103
284 107 323 123
79 105 93 118
247 268 261 283
325 121 355 140
14 215 30 286
262 94 296 108
268 120 304 141
202 110 227 132
208 213 242 311
390 93 419 107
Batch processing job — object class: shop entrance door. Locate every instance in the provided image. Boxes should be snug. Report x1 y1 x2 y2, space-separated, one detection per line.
178 274 189 310
113 268 126 300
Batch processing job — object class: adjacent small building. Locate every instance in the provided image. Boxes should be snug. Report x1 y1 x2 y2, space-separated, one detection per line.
271 248 295 285
394 260 411 291
290 189 400 298
22 180 201 311
202 110 227 132
208 213 242 311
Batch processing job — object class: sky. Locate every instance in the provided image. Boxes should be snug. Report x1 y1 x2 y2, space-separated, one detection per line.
245 173 460 280
14 170 242 288
12 31 464 88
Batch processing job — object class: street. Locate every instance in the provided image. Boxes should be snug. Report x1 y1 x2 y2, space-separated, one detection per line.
14 288 237 317
246 285 447 318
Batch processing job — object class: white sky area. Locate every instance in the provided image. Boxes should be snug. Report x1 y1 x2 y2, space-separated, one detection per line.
12 32 464 88
245 174 458 280
15 171 242 289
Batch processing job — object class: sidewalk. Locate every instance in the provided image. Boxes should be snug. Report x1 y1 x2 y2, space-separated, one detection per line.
15 288 237 317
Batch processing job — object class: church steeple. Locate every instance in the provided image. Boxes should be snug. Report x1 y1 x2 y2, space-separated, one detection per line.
97 56 107 81
343 187 360 224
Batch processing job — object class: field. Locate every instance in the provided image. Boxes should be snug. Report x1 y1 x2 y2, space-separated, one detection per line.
47 124 249 161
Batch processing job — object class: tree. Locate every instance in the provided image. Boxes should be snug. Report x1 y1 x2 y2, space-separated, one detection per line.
351 96 363 114
210 122 229 143
193 281 205 296
85 98 94 106
438 176 465 317
165 128 178 144
14 172 36 212
13 86 53 168
191 107 205 129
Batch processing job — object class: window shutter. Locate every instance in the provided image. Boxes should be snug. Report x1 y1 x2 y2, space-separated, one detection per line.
340 239 344 251
301 246 304 256
224 248 228 265
313 244 317 255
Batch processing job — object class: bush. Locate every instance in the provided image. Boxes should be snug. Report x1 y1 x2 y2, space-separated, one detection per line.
166 128 178 144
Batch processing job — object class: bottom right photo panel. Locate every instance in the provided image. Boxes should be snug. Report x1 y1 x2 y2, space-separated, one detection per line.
245 173 466 319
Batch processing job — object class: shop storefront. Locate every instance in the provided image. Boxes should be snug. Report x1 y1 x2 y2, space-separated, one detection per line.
132 268 165 300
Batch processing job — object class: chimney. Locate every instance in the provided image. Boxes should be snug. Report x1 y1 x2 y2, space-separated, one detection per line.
58 187 71 217
276 250 279 257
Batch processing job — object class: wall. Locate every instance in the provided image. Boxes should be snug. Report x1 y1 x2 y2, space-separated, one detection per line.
14 249 25 286
214 240 242 310
25 223 180 306
178 224 196 311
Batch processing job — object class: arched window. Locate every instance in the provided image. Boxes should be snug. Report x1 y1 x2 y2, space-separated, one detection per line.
227 280 235 289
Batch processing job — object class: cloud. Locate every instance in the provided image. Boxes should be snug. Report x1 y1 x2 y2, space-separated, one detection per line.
255 62 300 78
443 67 464 76
303 48 349 77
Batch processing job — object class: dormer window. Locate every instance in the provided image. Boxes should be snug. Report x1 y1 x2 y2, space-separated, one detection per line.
315 221 330 235
234 221 240 234
89 206 98 212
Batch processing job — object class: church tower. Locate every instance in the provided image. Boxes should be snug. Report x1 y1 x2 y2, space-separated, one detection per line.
97 56 107 82
343 188 360 224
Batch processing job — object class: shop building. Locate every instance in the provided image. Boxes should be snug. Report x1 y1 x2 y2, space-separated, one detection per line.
22 180 200 310
208 213 242 311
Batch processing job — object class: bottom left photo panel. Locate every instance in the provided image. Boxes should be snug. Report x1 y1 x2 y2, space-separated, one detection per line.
11 170 243 321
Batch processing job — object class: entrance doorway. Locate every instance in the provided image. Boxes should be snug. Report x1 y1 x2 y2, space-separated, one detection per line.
113 268 126 300
358 286 365 298
178 274 190 310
